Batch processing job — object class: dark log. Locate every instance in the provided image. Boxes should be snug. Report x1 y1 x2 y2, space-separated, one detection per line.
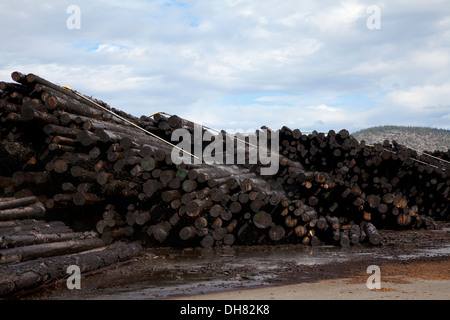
0 231 98 248
0 237 105 265
76 130 99 147
0 221 69 237
363 222 383 245
349 224 361 244
223 233 235 245
12 172 50 186
253 211 272 229
210 204 224 218
285 215 298 228
43 124 81 137
143 180 162 197
200 234 215 248
250 199 264 213
182 179 198 193
210 185 229 202
339 231 350 247
294 224 307 238
194 217 208 229
269 225 285 241
141 156 158 172
149 222 172 242
316 216 328 230
186 198 214 217
301 208 317 222
161 190 181 203
229 201 242 214
0 241 142 297
325 216 340 230
179 226 197 240
134 211 151 226
0 203 45 221
0 196 38 210
11 71 27 84
212 227 227 241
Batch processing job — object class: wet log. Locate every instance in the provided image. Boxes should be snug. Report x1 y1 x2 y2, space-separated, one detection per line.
0 241 142 297
253 211 272 229
179 226 197 241
0 221 69 237
349 224 361 244
186 198 214 217
200 234 215 248
0 237 105 265
269 225 285 241
363 222 383 245
0 231 98 248
0 196 38 210
148 222 172 242
0 203 45 221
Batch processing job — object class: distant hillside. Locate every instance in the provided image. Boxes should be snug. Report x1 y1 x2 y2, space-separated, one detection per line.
351 126 450 152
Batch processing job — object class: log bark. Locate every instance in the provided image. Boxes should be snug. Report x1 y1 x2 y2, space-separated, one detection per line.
0 241 142 297
0 237 105 265
0 203 45 221
0 196 38 210
0 231 98 248
363 222 383 245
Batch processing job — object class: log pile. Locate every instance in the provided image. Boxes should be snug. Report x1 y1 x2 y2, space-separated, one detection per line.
0 195 104 265
1 71 449 251
0 193 143 296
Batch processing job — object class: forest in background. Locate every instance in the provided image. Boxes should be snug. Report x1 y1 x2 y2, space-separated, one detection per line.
351 126 450 152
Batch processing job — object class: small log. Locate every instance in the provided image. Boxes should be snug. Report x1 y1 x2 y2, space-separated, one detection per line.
253 211 272 229
269 225 285 241
186 198 214 217
363 222 383 245
179 226 197 241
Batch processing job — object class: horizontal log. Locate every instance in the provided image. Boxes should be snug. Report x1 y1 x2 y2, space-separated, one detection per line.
0 231 98 248
0 237 105 265
0 196 38 210
0 203 46 221
0 241 142 297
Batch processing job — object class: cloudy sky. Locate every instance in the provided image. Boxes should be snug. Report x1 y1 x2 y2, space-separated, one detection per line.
1 0 449 133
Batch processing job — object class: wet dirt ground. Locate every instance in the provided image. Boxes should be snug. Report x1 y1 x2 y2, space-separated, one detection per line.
8 224 450 300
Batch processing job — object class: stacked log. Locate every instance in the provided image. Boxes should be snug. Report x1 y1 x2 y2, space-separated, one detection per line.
271 127 448 230
1 71 449 251
0 195 103 265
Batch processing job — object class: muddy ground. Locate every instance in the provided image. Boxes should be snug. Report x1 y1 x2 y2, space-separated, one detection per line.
6 224 450 300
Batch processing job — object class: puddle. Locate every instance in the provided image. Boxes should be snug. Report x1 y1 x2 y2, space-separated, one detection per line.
396 244 450 260
13 229 450 300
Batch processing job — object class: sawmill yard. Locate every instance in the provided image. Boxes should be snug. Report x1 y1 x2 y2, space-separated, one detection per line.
0 71 449 300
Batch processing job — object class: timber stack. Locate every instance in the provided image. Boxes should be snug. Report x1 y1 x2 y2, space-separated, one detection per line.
0 194 142 296
1 71 449 251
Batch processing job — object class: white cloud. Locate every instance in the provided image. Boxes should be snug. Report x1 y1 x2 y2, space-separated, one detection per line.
1 0 450 132
384 84 450 111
